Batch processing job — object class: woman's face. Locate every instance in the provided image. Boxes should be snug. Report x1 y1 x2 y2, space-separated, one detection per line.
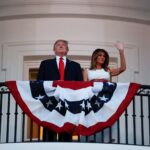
96 52 106 65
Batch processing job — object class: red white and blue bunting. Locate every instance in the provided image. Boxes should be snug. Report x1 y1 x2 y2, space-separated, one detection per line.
6 81 140 136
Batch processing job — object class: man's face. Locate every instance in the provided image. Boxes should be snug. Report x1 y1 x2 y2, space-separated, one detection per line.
54 41 68 57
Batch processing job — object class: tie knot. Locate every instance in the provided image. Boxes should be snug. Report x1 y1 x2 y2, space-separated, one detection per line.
60 57 63 61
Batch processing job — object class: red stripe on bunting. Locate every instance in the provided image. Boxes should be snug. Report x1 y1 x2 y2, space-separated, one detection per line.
52 81 93 89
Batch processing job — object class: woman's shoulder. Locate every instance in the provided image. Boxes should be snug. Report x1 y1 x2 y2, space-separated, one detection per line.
83 68 89 71
83 68 91 75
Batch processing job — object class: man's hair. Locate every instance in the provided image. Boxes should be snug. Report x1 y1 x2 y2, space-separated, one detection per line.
53 39 69 51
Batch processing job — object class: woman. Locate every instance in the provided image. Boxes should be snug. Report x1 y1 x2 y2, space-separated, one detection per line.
83 41 126 82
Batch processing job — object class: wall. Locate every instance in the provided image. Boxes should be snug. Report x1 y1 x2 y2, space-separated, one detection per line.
0 18 150 84
0 0 150 84
0 0 150 145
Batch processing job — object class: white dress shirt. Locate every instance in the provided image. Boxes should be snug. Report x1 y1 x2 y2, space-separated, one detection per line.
56 56 67 68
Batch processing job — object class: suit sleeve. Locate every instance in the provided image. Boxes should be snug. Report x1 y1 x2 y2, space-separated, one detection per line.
76 63 83 81
37 61 45 80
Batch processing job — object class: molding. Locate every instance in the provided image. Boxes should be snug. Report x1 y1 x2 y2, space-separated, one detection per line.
3 40 137 49
0 14 150 25
0 0 150 24
0 44 2 70
0 0 150 12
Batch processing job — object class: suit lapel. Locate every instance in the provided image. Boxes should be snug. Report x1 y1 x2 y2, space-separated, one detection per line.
51 58 59 75
65 59 71 76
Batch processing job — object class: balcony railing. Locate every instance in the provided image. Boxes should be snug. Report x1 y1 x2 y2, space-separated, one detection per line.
0 82 150 146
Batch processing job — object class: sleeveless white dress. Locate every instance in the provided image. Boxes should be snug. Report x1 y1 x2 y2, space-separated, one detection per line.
87 68 114 142
87 68 110 81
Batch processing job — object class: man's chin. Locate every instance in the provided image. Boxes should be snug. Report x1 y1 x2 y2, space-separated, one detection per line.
57 52 67 56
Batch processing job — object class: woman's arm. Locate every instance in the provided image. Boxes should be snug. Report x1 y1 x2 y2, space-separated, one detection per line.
83 68 88 81
110 41 126 76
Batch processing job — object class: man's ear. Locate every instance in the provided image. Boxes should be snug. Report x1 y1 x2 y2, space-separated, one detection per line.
65 50 69 55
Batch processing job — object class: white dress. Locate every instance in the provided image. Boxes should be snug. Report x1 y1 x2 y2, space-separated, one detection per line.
87 68 110 81
87 68 113 142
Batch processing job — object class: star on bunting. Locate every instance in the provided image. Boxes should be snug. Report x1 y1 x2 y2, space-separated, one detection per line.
99 95 108 102
35 95 44 100
46 100 52 107
86 101 91 110
56 101 62 110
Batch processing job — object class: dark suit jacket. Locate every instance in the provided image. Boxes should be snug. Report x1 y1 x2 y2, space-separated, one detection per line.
37 58 83 81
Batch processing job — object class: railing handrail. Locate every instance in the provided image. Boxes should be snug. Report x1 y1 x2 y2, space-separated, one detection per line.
0 82 6 86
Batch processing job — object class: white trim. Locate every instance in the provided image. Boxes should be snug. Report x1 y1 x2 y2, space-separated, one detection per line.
0 0 150 24
0 0 150 12
0 142 149 150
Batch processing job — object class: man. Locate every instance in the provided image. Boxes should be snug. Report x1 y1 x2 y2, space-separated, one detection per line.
37 39 83 142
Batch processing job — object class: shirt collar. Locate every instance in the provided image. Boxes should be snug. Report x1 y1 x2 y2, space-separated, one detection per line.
56 55 67 67
56 55 66 61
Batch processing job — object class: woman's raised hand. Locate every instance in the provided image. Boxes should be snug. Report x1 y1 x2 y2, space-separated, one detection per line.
115 41 124 51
